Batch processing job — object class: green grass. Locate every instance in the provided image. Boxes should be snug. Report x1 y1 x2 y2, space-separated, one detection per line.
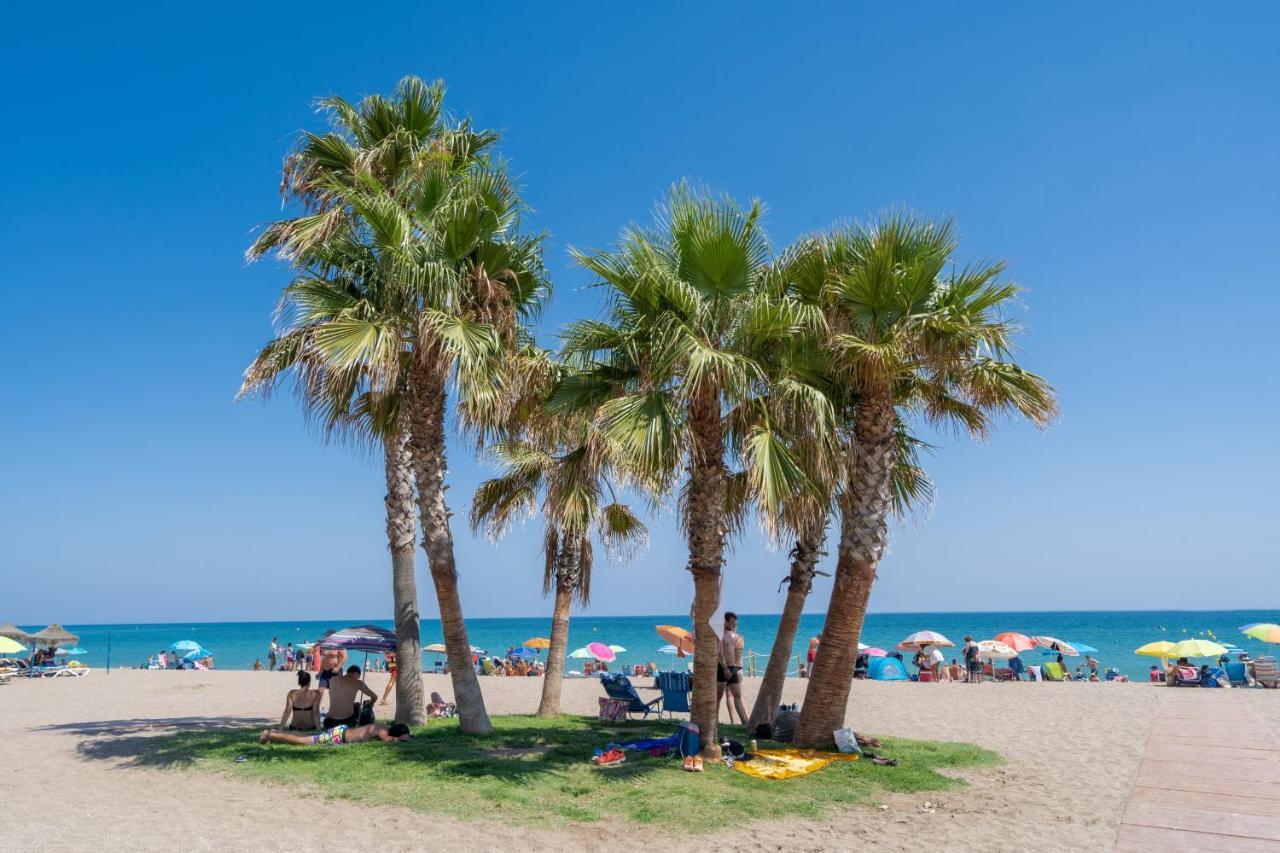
139 716 998 830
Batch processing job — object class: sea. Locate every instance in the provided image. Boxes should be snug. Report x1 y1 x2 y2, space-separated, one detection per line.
16 610 1278 678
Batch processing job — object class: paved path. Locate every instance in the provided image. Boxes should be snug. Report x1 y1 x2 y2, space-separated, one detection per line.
1116 691 1280 851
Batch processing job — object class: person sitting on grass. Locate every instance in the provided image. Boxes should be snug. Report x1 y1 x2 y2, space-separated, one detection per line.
426 691 455 717
324 665 377 728
281 670 322 731
260 722 411 746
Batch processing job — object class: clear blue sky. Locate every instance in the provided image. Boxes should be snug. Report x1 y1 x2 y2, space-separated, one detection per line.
4 4 1278 624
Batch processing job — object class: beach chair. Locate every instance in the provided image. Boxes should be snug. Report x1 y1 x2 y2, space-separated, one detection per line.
1253 657 1279 689
1225 661 1249 687
1041 662 1067 682
1173 666 1201 688
599 673 662 719
656 670 690 719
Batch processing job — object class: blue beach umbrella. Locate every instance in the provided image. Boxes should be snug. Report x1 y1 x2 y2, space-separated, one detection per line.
1041 641 1098 656
182 648 212 661
169 640 204 653
55 646 87 656
510 646 539 660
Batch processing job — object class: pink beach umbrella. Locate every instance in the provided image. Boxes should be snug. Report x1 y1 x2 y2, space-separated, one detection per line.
863 647 888 657
1031 636 1078 656
587 641 616 662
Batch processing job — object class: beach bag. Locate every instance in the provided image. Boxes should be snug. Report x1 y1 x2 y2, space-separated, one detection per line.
598 697 630 722
833 727 863 755
357 700 376 726
773 708 799 743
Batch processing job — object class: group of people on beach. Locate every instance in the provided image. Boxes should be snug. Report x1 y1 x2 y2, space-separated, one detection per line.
146 650 213 670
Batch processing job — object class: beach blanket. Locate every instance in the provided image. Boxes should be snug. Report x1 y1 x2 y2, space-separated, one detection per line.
732 748 858 781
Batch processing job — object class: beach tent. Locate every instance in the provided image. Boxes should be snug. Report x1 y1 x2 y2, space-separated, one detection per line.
866 656 909 681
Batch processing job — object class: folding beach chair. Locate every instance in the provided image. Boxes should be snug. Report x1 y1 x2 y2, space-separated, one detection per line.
1253 657 1279 689
1225 661 1249 687
656 671 690 719
599 673 662 719
1041 662 1067 681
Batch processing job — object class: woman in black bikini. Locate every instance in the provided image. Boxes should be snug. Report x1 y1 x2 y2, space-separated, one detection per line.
280 670 322 730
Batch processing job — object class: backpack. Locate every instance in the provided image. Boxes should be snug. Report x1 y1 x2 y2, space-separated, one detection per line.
773 707 799 743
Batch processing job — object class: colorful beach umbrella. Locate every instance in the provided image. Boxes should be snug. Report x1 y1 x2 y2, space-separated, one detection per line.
319 625 397 653
1040 641 1097 657
1135 641 1176 658
896 631 953 650
656 625 694 655
1031 636 1078 656
586 641 616 662
608 644 627 653
1241 623 1280 644
0 636 27 655
568 647 593 659
1167 638 1228 659
993 632 1036 653
523 637 551 650
978 640 1018 659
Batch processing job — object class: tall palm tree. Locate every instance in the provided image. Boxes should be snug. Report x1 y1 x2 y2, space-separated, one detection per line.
559 184 814 754
470 387 647 717
247 79 546 734
791 215 1057 745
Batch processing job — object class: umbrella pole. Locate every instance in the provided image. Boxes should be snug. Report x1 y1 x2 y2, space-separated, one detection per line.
106 631 111 675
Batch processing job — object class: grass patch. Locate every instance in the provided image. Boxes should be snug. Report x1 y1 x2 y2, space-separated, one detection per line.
139 715 998 830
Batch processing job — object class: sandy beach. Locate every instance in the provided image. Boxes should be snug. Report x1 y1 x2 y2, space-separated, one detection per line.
5 671 1274 852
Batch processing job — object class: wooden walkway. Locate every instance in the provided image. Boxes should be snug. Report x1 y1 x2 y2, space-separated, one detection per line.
1116 693 1280 851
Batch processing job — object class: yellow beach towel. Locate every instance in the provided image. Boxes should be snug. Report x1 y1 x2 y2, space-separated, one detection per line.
732 748 858 780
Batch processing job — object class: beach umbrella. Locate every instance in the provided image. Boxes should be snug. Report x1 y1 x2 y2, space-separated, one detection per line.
994 632 1036 653
55 646 87 656
522 637 551 650
423 643 449 654
1241 623 1280 644
32 624 79 648
568 647 594 659
1135 641 1176 658
510 646 539 660
608 645 627 653
658 644 693 656
319 625 397 653
182 648 212 661
863 647 888 658
0 624 34 644
1040 641 1097 657
896 630 953 650
978 640 1018 659
656 625 694 655
1031 636 1078 656
169 640 204 653
1167 638 1228 659
586 641 616 662
0 636 27 655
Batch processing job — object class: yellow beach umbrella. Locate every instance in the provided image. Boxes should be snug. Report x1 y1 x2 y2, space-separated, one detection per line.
522 637 551 650
1241 623 1280 644
1166 639 1228 659
0 636 27 655
1135 641 1176 658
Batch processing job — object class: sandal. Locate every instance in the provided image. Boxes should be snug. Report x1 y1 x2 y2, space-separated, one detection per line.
592 748 626 767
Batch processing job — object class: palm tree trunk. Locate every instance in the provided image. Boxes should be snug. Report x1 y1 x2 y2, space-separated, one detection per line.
686 384 727 758
794 391 897 746
537 537 577 718
747 527 823 731
385 426 426 725
407 363 492 735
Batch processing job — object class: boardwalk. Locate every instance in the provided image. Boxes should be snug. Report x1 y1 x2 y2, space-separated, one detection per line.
1116 691 1280 851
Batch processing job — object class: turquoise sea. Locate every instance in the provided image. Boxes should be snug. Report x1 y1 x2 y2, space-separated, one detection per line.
17 610 1279 678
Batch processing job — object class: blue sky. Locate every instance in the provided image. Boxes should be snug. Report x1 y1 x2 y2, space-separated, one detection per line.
3 4 1278 624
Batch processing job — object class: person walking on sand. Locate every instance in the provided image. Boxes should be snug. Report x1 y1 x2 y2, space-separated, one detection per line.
717 612 749 724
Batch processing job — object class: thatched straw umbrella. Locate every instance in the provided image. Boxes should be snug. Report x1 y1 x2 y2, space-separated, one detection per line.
30 624 79 648
0 624 34 644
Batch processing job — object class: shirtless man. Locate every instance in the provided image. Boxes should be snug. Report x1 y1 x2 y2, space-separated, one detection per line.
716 612 749 724
260 721 411 746
324 665 377 728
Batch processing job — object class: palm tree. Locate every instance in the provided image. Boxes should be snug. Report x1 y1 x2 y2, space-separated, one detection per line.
247 79 546 734
559 184 814 754
470 384 646 717
791 215 1057 745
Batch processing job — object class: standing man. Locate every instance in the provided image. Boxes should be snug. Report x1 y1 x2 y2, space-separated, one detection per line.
716 612 749 724
268 638 278 672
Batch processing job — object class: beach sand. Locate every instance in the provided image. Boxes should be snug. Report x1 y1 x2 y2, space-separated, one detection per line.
3 670 1272 852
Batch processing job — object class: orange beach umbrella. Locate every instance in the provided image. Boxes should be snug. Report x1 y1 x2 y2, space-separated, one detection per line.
656 625 694 656
993 632 1036 653
522 637 551 650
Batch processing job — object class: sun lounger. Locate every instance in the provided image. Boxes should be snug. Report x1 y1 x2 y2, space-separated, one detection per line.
1253 657 1279 689
600 673 662 719
656 670 690 718
1041 662 1067 681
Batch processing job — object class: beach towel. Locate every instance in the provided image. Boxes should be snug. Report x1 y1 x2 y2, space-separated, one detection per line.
732 748 858 781
598 697 630 722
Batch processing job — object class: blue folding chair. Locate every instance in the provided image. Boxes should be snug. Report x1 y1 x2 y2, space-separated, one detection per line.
600 673 662 719
656 671 690 718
